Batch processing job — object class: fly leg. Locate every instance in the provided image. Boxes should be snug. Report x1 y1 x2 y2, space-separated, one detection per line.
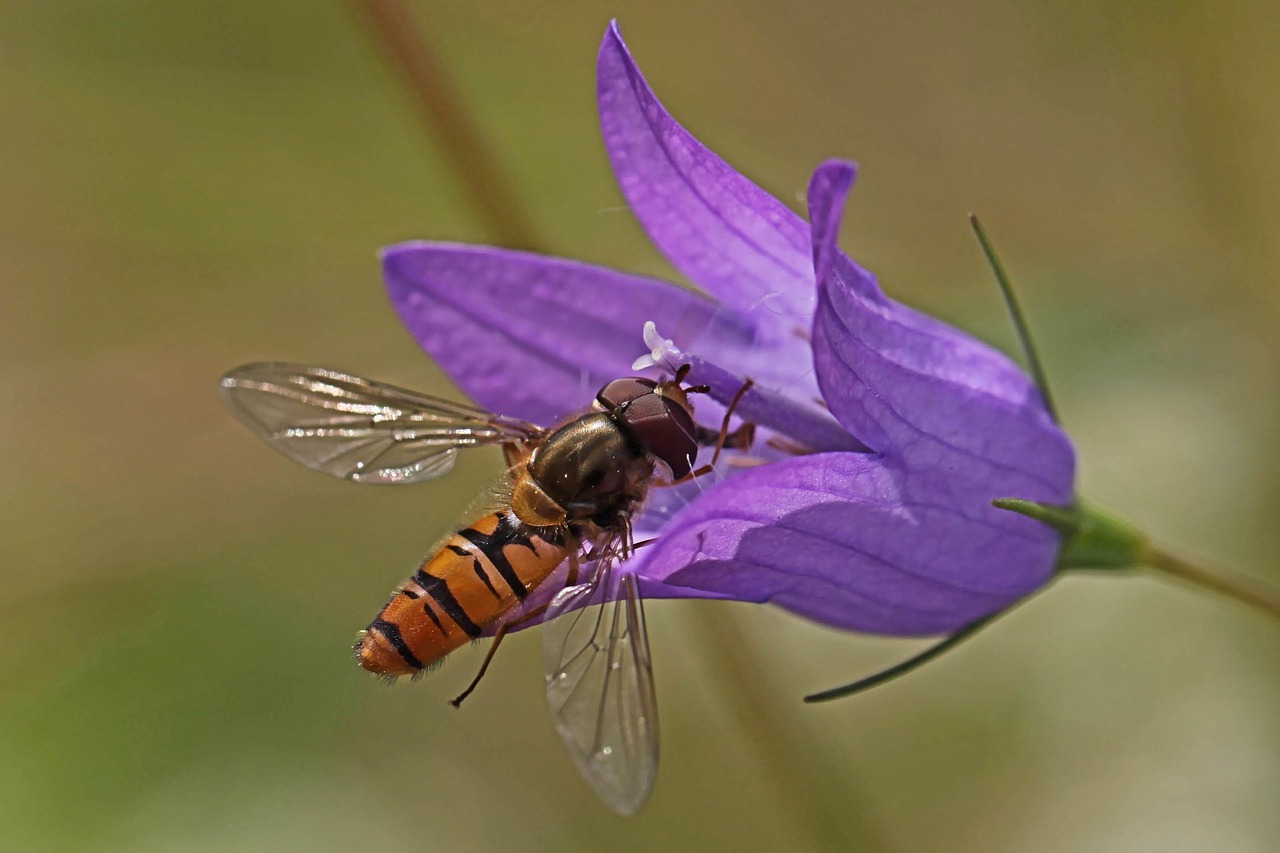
448 549 582 708
660 377 755 486
701 377 755 468
448 606 549 708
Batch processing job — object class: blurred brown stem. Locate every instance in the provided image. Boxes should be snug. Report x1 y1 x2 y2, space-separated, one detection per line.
693 609 893 853
349 0 544 251
1143 545 1280 620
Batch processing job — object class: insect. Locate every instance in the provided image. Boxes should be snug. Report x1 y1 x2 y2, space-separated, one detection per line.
218 362 751 815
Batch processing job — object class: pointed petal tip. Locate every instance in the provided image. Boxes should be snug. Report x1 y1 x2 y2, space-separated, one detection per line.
595 18 817 324
806 161 859 285
599 19 629 66
378 240 431 267
816 158 859 184
378 243 410 279
807 160 858 210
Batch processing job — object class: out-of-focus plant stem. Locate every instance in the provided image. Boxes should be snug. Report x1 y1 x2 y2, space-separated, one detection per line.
349 0 544 251
693 610 893 852
1142 545 1280 620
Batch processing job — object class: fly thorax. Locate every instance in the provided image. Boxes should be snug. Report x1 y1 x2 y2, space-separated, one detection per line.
528 412 649 524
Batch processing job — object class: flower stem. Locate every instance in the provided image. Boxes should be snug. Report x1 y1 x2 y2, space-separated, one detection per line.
1141 544 1280 620
348 0 544 251
996 498 1280 624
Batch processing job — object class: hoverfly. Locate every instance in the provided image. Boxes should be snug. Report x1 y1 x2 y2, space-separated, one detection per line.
218 363 751 815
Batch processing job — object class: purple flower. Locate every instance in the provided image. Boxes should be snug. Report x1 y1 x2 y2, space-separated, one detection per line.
380 22 1075 636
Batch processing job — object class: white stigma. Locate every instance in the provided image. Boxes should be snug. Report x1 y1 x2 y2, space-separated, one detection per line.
631 320 684 371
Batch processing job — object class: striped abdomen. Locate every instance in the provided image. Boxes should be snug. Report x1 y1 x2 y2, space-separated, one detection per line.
356 510 569 677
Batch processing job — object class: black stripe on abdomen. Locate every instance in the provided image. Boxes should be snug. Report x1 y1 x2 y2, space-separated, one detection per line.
413 569 482 638
457 514 534 600
369 618 424 670
471 559 501 601
421 601 446 635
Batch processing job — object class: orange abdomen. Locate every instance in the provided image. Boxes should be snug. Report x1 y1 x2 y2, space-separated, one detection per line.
356 511 570 677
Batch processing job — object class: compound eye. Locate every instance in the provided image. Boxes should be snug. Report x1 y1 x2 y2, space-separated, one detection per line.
618 394 698 479
596 377 658 411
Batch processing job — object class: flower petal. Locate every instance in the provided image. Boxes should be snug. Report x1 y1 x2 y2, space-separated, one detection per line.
382 241 751 426
637 453 1060 635
806 161 1075 503
597 22 815 339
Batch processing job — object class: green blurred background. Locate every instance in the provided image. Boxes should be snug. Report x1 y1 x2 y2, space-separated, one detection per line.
2 1 1277 850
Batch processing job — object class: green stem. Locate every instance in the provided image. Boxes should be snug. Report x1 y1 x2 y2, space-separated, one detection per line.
349 0 544 251
1141 544 1280 621
995 498 1280 624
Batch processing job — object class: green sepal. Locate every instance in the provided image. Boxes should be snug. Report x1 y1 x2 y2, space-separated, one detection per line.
992 498 1149 572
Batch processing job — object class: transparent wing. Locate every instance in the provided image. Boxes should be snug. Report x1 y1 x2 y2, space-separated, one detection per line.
542 567 658 816
218 363 546 484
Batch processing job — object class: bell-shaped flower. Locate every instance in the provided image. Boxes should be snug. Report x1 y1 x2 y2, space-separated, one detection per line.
380 22 1075 636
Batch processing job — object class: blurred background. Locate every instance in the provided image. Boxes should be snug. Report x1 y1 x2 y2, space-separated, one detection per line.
2 1 1278 850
